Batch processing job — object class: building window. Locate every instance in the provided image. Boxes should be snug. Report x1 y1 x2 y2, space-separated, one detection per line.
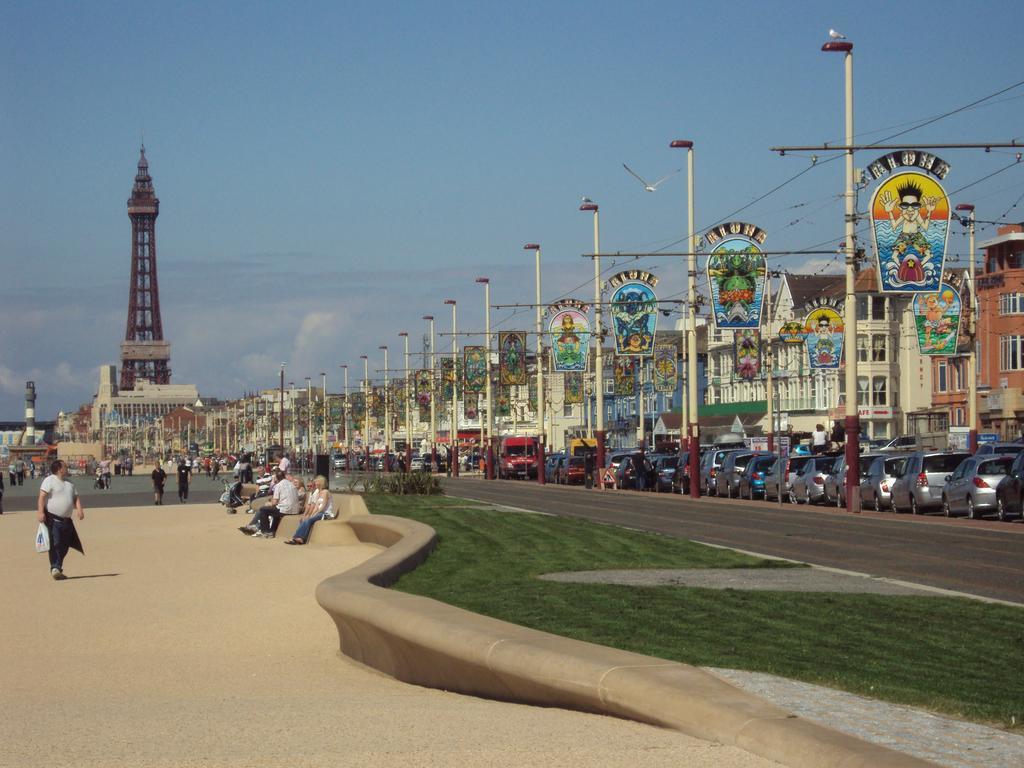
857 334 869 362
936 360 948 392
872 335 887 362
999 293 1024 315
857 376 870 406
872 376 887 406
1000 335 1024 371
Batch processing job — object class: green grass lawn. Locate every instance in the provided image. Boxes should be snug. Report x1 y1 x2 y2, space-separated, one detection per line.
364 494 1024 729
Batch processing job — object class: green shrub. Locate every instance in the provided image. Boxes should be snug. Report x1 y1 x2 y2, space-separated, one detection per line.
366 471 443 496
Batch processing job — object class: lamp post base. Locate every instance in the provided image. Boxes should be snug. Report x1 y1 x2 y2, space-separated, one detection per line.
844 415 861 513
688 430 700 499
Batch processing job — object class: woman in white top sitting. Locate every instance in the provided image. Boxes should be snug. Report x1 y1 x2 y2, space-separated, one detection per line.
284 475 334 545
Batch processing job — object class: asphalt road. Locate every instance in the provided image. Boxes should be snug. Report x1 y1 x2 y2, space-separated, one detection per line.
1 473 226 512
442 477 1024 605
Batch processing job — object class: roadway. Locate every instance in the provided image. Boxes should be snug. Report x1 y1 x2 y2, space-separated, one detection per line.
441 477 1024 605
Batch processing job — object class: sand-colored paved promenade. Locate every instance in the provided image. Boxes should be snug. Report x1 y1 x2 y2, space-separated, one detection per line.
0 502 774 768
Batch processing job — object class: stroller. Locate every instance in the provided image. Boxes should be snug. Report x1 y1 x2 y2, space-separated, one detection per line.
220 478 247 514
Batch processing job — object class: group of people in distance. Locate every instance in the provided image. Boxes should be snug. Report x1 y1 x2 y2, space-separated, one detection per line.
239 455 334 545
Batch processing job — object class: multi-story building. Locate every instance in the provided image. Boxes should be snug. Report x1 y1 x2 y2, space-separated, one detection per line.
976 223 1024 439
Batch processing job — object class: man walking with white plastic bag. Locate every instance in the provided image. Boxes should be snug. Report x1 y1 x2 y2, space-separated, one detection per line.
37 459 85 580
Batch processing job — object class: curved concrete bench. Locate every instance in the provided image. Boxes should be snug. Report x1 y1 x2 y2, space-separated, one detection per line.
315 497 937 768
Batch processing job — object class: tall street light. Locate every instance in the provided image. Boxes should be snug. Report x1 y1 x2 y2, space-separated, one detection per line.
361 354 370 470
305 376 312 457
822 36 861 512
476 277 494 479
399 331 412 471
321 371 327 455
956 203 978 452
423 315 437 472
379 345 390 471
671 139 700 498
524 243 546 484
580 200 605 472
340 364 350 470
279 363 285 452
444 299 459 476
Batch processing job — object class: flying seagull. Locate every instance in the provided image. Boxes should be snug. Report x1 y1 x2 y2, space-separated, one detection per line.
622 163 680 192
828 28 846 39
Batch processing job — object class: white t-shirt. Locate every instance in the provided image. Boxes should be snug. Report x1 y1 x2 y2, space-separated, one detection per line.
310 488 335 520
278 456 291 474
272 477 300 515
812 429 828 447
40 474 77 518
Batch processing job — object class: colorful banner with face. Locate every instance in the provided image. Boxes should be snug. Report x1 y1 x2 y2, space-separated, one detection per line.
803 303 844 370
499 332 527 386
912 282 962 355
653 343 677 393
441 358 456 400
733 330 761 381
613 357 637 396
548 305 591 372
463 346 487 393
608 271 658 356
703 222 768 328
463 393 479 421
868 155 951 293
496 386 511 417
563 372 584 405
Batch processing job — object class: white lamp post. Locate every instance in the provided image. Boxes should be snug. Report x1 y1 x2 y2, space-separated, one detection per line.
476 277 494 479
524 243 546 484
579 200 605 471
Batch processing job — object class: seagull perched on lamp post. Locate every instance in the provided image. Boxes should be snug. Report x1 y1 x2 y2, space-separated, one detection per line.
622 163 681 192
828 28 846 39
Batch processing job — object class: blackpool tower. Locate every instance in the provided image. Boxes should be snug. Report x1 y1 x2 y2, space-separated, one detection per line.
120 145 171 390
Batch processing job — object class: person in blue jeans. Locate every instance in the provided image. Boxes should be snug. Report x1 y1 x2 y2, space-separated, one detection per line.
37 460 85 579
284 475 334 545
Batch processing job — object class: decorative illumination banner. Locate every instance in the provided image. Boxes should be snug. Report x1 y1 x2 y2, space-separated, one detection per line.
563 372 584 404
441 359 456 400
547 300 591 372
803 301 844 370
912 282 962 355
496 387 511 417
608 271 658 356
703 222 768 328
415 369 432 422
350 392 365 422
778 321 807 345
653 343 677 393
498 332 527 385
464 393 479 421
463 346 487 393
867 152 952 293
614 357 637 396
733 330 761 381
529 377 537 412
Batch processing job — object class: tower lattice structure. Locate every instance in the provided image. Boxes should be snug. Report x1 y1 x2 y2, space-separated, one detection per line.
120 145 171 390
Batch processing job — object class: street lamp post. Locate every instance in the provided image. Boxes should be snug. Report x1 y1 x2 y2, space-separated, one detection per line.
671 139 700 498
340 364 350 471
321 371 327 455
822 37 861 512
444 300 459 476
580 200 605 473
279 363 285 453
399 332 412 471
361 355 370 471
305 376 312 460
424 315 437 472
524 243 546 484
476 277 494 479
956 203 978 452
379 346 390 471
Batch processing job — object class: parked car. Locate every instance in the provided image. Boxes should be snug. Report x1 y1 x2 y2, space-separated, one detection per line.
699 448 743 496
879 435 921 452
994 450 1024 522
615 452 651 490
651 454 678 492
409 454 424 471
825 453 884 508
557 456 586 485
737 455 778 500
890 451 972 514
719 451 770 498
791 455 840 504
671 451 690 494
331 453 348 470
764 455 814 502
858 454 908 512
941 454 1016 519
974 442 1024 457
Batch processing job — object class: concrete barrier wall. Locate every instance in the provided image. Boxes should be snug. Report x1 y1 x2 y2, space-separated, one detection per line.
316 496 937 768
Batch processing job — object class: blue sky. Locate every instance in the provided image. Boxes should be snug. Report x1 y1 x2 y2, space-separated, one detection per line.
2 0 1022 420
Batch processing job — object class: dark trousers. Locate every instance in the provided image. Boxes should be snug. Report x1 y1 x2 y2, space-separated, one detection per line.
47 516 73 571
178 483 189 501
254 504 284 534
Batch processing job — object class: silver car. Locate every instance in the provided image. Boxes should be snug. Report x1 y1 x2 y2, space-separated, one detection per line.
941 454 1016 519
791 455 840 504
700 449 741 496
764 455 814 502
890 451 971 514
826 453 884 508
858 455 907 513
719 451 770 498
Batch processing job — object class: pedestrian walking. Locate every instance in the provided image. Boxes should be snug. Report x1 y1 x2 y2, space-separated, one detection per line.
7 462 15 488
152 461 167 505
16 458 26 485
176 458 191 502
37 459 85 580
